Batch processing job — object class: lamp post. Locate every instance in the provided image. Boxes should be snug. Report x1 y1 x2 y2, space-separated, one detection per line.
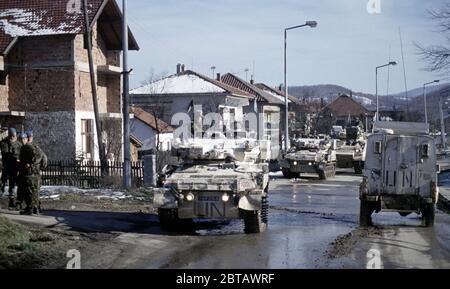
423 80 440 125
376 61 397 121
284 20 317 150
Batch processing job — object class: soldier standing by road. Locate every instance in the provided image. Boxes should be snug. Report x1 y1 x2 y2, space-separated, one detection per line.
15 133 29 210
19 132 47 215
0 128 21 209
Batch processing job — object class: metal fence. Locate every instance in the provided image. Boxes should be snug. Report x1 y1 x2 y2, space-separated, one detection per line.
41 160 144 189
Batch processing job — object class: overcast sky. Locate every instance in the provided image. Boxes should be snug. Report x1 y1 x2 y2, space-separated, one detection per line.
125 0 448 94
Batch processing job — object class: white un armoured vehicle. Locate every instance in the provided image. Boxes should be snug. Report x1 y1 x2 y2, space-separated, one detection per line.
153 137 270 234
336 126 366 174
360 121 439 227
280 137 337 180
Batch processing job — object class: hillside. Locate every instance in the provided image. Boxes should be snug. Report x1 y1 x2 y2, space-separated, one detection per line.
288 83 450 114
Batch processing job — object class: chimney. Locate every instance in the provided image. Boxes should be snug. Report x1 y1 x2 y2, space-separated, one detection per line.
216 73 221 81
176 63 182 74
181 64 185 72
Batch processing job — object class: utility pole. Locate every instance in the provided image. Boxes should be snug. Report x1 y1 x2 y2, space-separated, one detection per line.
122 0 132 188
439 94 447 150
82 0 107 173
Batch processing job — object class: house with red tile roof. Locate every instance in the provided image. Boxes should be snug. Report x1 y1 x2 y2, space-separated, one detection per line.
130 106 174 152
0 0 139 161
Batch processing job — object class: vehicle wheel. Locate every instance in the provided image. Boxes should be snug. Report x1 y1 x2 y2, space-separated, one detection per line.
282 168 294 178
318 169 326 180
242 209 267 234
330 165 336 178
422 203 436 227
158 208 193 231
158 208 178 230
399 212 411 217
354 161 363 174
359 200 374 227
261 195 269 224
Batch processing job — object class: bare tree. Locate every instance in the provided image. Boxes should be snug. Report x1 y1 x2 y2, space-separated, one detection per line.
417 4 450 73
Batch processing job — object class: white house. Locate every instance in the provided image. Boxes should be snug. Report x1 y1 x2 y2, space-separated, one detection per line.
130 106 174 152
130 66 253 138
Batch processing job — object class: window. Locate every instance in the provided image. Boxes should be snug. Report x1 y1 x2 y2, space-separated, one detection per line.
0 71 6 85
374 141 382 154
422 144 430 158
81 119 94 160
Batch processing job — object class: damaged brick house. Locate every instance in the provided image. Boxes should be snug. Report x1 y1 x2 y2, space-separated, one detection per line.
0 0 139 161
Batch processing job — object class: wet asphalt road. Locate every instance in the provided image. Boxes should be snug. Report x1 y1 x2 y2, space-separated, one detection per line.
3 168 450 268
81 169 450 269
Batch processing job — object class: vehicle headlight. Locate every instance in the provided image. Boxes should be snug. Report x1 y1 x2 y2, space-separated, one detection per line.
185 193 195 202
222 194 230 202
293 161 298 166
308 162 313 166
238 179 256 191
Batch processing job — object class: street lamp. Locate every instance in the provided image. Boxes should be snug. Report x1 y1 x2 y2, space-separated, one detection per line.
423 80 440 125
375 61 397 121
284 20 317 150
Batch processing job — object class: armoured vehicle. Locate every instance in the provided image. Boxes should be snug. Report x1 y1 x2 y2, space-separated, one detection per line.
280 137 337 180
360 121 439 227
152 137 270 234
336 126 366 174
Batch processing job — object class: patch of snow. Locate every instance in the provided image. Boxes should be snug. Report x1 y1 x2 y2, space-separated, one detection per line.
39 186 130 201
130 74 226 94
353 95 373 106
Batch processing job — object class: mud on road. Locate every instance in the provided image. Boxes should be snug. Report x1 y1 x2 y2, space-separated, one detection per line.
1 170 450 269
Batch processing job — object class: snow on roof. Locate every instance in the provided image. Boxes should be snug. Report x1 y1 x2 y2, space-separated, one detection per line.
131 73 226 94
0 0 104 53
0 8 82 37
261 88 290 103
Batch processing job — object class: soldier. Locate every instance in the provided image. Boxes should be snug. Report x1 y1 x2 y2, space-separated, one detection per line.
0 128 21 209
19 132 47 215
15 133 29 210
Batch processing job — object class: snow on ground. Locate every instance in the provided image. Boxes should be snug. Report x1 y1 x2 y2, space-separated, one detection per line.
352 95 373 106
1 186 131 201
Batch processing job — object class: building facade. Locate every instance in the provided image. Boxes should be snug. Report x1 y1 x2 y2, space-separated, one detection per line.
0 0 139 161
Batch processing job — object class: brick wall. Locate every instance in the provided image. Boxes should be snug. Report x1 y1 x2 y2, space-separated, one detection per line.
6 35 76 112
74 24 120 67
8 68 75 112
74 24 121 114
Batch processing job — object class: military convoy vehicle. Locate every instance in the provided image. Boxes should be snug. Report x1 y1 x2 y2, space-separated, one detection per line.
336 126 366 174
360 121 439 227
279 137 337 180
152 137 270 234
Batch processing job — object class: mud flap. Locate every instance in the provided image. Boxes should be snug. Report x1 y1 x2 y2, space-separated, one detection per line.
239 194 262 211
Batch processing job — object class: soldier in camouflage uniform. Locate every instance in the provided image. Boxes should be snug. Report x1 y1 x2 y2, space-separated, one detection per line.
15 133 29 210
19 132 47 215
0 128 22 209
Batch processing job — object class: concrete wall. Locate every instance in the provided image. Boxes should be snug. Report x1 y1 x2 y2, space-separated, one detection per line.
23 111 76 160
